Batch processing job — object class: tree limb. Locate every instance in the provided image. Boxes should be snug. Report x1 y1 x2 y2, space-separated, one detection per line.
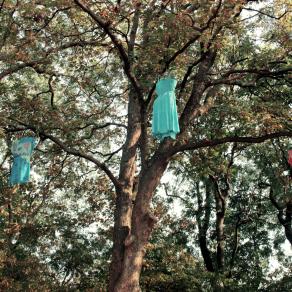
73 0 143 101
0 39 110 81
0 60 47 80
4 121 121 190
243 7 289 20
173 131 292 155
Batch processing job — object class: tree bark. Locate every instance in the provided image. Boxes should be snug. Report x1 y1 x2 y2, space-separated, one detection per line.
216 206 225 271
113 156 169 291
199 236 214 272
228 215 240 277
270 190 292 246
278 201 292 245
196 180 214 272
210 175 229 272
108 89 141 291
109 188 134 291
214 184 228 292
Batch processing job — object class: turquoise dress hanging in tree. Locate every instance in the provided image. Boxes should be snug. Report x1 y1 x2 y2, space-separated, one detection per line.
10 136 36 186
152 77 180 140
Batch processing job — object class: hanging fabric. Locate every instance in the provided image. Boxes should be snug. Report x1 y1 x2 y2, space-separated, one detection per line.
152 77 180 140
288 148 292 167
10 136 36 186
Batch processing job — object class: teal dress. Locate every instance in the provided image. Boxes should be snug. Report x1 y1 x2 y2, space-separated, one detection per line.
10 137 36 186
152 77 180 140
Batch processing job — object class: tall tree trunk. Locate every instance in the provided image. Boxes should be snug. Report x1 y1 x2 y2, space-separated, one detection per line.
109 188 134 291
108 90 141 291
211 176 229 292
213 195 226 292
216 207 225 271
113 156 169 291
228 215 241 277
196 180 214 272
108 4 143 288
199 236 214 272
211 176 227 272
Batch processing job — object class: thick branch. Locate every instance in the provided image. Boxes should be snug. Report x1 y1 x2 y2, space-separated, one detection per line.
34 7 72 32
179 50 217 132
243 7 289 20
163 183 188 204
45 133 120 188
128 6 140 59
0 39 110 81
145 1 222 106
0 0 5 12
0 60 47 80
5 122 121 190
269 189 285 211
74 0 143 101
173 131 292 154
48 75 55 109
210 66 292 87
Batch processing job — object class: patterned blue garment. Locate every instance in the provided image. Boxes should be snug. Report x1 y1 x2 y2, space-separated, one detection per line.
152 77 180 140
10 137 36 186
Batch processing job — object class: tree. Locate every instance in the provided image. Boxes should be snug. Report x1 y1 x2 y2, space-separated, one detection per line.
167 141 292 291
252 141 292 245
0 0 291 290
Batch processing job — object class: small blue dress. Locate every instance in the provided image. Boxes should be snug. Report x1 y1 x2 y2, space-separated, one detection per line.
10 137 36 186
152 77 180 140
